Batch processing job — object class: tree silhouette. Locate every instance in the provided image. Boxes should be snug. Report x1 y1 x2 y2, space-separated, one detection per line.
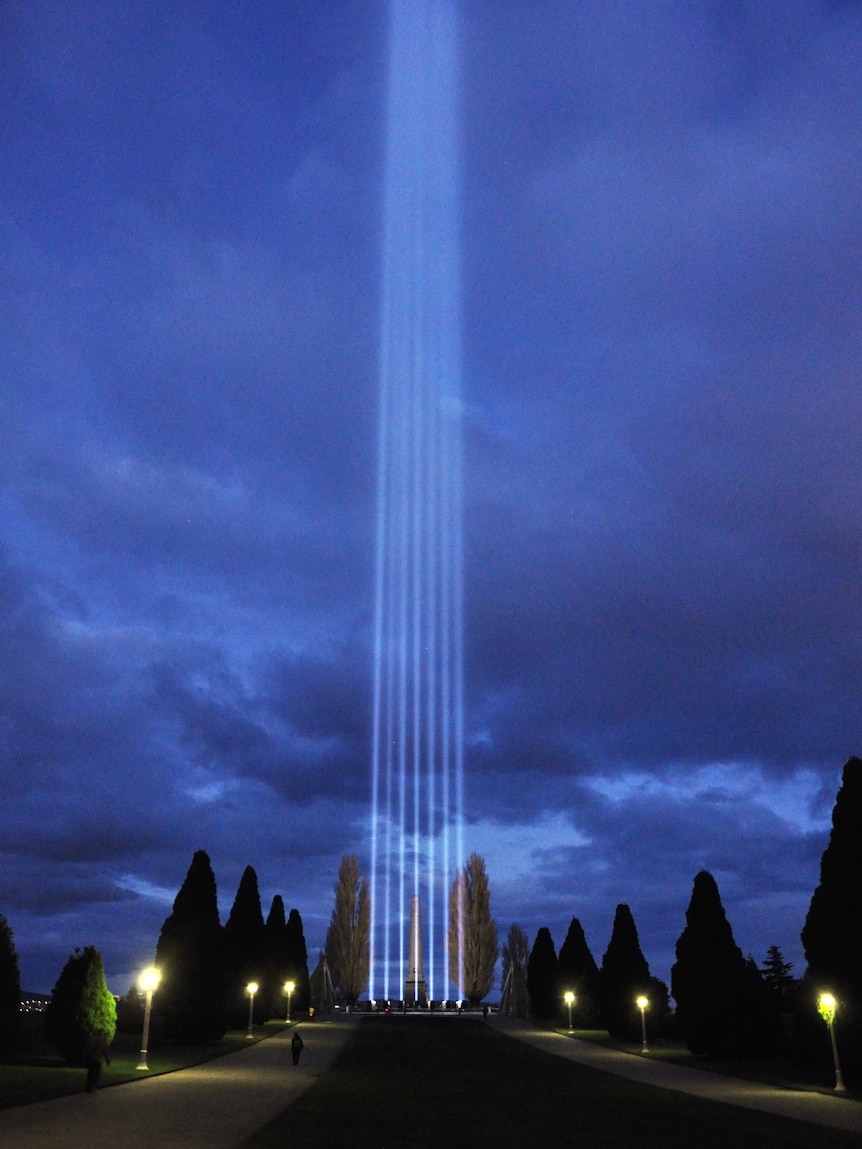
672 871 776 1057
325 855 370 1004
558 916 600 1026
600 904 667 1040
224 865 266 1025
155 849 227 1041
527 927 558 1020
800 756 862 1076
285 907 311 1013
44 946 116 1065
259 894 289 1020
0 911 22 1054
448 853 498 1002
761 945 796 1008
501 923 530 1017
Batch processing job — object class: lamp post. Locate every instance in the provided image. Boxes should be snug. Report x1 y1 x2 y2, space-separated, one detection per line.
284 980 296 1023
564 991 575 1031
818 993 846 1092
246 982 259 1039
136 966 161 1071
636 996 649 1053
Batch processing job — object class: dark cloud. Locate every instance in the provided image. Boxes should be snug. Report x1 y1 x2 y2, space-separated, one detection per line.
1 3 859 992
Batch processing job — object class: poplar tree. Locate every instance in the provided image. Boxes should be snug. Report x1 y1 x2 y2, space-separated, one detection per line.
600 904 667 1040
224 865 266 1025
448 853 498 1002
671 871 776 1057
44 946 116 1065
800 757 862 1074
526 927 558 1020
0 911 22 1053
155 849 227 1041
325 855 370 1004
501 923 530 1017
557 916 600 1025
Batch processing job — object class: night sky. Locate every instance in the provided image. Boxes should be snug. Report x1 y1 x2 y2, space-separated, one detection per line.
2 1 860 995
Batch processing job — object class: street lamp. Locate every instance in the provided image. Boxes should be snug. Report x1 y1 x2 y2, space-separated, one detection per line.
564 991 575 1031
246 982 259 1039
284 980 296 1023
636 996 649 1053
818 993 846 1092
136 966 161 1071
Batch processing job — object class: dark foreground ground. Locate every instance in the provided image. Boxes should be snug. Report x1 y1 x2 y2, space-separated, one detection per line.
241 1017 861 1149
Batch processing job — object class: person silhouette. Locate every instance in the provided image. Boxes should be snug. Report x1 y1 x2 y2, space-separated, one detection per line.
84 1030 111 1092
291 1031 304 1065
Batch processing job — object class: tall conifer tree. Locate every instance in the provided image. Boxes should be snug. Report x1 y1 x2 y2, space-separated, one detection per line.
224 865 266 1025
285 907 311 1013
155 850 227 1041
558 916 600 1025
527 927 558 1020
263 894 288 1020
0 911 22 1053
801 757 862 1075
672 871 776 1057
44 946 116 1064
600 904 667 1040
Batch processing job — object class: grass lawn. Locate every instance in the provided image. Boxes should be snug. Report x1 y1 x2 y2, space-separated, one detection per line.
240 1017 860 1149
0 1021 281 1109
556 1027 846 1094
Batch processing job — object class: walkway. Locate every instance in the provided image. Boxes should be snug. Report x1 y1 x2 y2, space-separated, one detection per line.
0 1019 355 1149
493 1016 862 1136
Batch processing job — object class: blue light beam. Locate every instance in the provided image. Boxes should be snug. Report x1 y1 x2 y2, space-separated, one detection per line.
369 0 464 1003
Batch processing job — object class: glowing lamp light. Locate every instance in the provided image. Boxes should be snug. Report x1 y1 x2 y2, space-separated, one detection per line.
246 982 259 1039
284 980 296 1022
636 995 649 1053
139 967 161 994
563 990 575 1030
818 992 846 1092
818 992 837 1025
136 966 161 1071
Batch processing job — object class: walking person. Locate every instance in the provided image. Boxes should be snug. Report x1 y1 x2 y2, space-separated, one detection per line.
291 1031 304 1066
83 1030 111 1093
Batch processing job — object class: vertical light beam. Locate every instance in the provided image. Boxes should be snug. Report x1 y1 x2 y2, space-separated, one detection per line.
369 0 463 1003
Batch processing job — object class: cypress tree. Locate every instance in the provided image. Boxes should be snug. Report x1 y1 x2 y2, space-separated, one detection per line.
285 907 311 1014
600 904 667 1040
44 946 117 1065
0 911 22 1054
800 757 862 1076
263 894 288 1020
155 850 227 1041
557 916 600 1026
224 865 266 1025
527 927 558 1020
671 871 776 1057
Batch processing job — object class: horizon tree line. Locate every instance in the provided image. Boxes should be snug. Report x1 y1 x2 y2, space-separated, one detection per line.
1 757 858 1085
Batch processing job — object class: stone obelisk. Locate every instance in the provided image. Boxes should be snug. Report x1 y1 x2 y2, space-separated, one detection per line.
404 895 428 1005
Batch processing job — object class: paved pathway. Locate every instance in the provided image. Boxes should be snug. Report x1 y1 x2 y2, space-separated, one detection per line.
493 1016 862 1136
0 1019 355 1149
4 1015 861 1145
